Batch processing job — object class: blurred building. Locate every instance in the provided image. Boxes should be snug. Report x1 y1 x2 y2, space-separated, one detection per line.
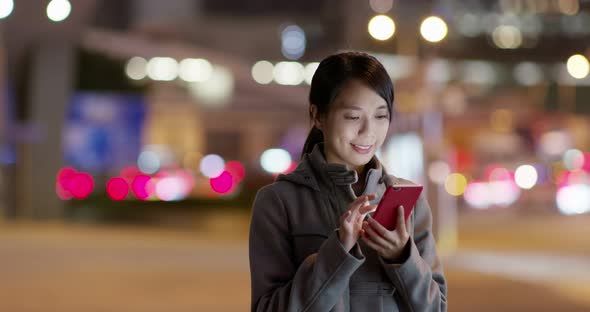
1 0 590 237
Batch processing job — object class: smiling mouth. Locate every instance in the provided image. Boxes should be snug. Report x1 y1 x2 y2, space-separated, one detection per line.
351 144 373 153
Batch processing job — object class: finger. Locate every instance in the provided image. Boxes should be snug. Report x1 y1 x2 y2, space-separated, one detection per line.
367 216 392 238
397 205 407 234
404 210 412 236
363 222 391 248
352 194 376 209
361 233 384 254
359 204 377 216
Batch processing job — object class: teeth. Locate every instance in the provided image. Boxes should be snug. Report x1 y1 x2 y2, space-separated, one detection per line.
353 144 371 150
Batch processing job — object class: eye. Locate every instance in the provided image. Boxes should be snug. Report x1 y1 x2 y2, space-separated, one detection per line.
345 116 360 120
376 115 389 119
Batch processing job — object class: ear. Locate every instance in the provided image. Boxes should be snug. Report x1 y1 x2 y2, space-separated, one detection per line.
310 104 323 130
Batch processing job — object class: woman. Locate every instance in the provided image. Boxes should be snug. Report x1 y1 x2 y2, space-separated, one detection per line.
249 52 447 312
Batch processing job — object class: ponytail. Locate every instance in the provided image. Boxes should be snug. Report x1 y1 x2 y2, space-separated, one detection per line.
301 126 323 159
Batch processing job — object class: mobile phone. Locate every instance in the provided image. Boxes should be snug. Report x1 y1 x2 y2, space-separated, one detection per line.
372 185 423 231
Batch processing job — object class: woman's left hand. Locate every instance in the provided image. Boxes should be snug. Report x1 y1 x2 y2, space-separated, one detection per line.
361 205 411 263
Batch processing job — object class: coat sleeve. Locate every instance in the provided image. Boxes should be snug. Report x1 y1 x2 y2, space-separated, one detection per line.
249 185 365 312
379 193 448 312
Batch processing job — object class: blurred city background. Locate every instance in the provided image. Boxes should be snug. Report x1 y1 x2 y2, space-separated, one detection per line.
1 0 590 311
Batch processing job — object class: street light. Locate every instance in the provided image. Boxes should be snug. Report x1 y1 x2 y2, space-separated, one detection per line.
420 16 448 43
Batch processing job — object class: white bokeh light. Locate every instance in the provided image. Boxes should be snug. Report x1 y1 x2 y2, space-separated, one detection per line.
0 0 14 19
188 65 234 105
125 57 148 80
464 182 492 209
147 57 179 81
556 184 590 215
368 15 396 41
514 164 538 189
428 161 451 185
251 61 274 85
199 154 225 178
260 148 292 174
273 62 305 86
566 54 590 79
155 176 187 201
420 16 448 43
179 58 213 82
138 151 161 175
46 0 71 22
492 25 522 49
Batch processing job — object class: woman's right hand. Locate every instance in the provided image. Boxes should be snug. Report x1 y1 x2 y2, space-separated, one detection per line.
339 194 377 252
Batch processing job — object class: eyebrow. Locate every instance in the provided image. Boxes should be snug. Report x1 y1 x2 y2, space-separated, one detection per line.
341 105 388 110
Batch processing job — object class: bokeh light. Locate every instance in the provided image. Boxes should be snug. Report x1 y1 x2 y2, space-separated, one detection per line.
486 166 511 181
200 154 225 178
147 57 179 81
558 0 580 16
107 177 129 201
281 25 306 60
566 54 590 79
125 57 148 81
444 173 467 196
46 0 71 22
514 164 538 189
556 183 590 215
188 65 234 105
540 130 572 158
138 151 161 175
492 25 522 49
420 16 448 43
260 148 292 174
56 168 94 200
178 58 213 82
428 161 451 185
210 171 233 194
563 149 585 170
368 15 396 41
251 61 274 84
68 172 94 200
273 61 305 85
0 0 14 19
131 175 155 200
120 167 142 184
489 180 521 207
513 62 543 86
369 0 393 13
225 161 245 183
464 182 492 209
155 176 188 201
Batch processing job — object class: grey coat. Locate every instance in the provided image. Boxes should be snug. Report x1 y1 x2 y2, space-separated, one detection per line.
249 144 447 312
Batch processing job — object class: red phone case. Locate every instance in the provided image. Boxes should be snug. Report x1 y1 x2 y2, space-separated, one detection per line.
372 185 423 231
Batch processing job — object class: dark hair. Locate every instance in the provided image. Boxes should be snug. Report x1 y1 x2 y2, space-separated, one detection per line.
301 52 395 157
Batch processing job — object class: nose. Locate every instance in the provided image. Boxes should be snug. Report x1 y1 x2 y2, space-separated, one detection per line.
358 117 376 140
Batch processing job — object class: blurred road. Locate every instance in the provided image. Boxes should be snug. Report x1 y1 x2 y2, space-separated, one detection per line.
1 211 589 311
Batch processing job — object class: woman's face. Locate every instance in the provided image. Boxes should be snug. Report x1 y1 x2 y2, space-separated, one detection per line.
314 80 390 171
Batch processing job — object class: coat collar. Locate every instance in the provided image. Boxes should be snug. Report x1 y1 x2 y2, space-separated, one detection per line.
277 143 391 196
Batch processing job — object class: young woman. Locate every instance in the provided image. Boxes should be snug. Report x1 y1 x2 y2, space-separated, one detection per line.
249 52 447 312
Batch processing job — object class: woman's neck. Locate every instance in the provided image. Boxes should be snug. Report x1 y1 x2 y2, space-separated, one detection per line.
351 164 367 196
